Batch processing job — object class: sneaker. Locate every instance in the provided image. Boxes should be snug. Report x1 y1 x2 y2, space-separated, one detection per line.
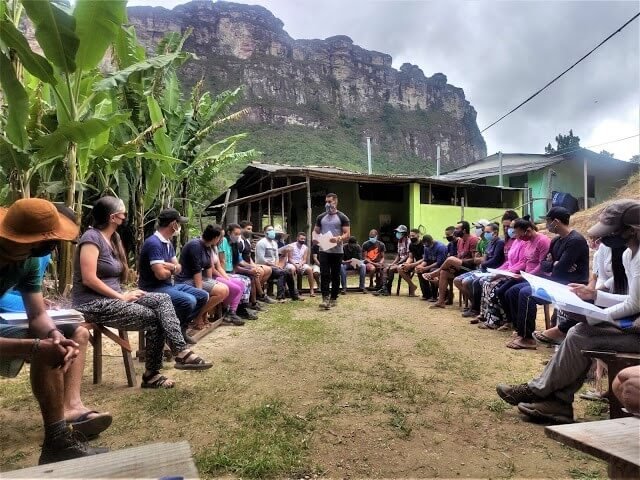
496 383 540 406
358 288 369 294
329 298 337 307
517 400 574 424
223 312 245 326
427 297 438 303
259 295 277 305
181 328 197 345
341 289 347 295
237 307 258 320
39 427 109 465
319 296 331 310
291 296 304 301
462 310 478 318
251 302 266 312
373 288 389 296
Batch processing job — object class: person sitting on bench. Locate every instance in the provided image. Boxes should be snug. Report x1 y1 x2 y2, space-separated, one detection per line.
237 221 275 305
416 235 448 301
496 199 640 424
340 236 367 293
256 225 299 301
0 198 111 465
74 196 213 390
287 232 316 296
397 229 424 297
362 229 385 290
374 225 410 296
424 221 480 308
138 208 209 345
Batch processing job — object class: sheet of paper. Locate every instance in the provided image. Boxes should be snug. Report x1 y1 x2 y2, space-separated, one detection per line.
350 258 363 269
486 268 519 278
0 309 84 325
521 272 611 324
313 231 335 252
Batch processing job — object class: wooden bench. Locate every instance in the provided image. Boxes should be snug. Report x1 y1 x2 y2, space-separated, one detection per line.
82 323 137 388
3 441 199 479
545 417 640 479
582 350 640 419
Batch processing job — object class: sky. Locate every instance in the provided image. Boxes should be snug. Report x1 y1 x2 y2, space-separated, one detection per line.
128 0 640 160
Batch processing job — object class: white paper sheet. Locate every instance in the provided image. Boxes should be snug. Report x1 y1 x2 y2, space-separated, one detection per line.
486 268 519 278
521 272 611 324
0 309 84 325
313 231 336 252
350 258 363 269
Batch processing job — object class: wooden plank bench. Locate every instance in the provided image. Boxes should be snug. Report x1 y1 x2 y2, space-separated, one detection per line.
545 417 640 479
582 350 640 419
3 441 199 479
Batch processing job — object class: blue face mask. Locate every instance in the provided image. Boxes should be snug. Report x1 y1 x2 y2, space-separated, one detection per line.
507 227 515 238
483 232 493 242
266 230 276 240
369 236 377 243
395 232 403 240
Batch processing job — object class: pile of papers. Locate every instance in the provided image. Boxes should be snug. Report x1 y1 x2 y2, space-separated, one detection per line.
0 309 84 326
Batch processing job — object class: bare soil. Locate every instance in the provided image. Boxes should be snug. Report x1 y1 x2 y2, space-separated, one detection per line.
0 286 607 479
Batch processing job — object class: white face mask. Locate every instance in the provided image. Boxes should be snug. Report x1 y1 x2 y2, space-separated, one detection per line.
474 227 483 237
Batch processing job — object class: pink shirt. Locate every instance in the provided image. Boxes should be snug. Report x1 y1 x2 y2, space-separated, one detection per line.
505 233 550 274
499 239 524 272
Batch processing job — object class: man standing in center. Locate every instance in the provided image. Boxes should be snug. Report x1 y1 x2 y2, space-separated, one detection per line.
314 193 350 310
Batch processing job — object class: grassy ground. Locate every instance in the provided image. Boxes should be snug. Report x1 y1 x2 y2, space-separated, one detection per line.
0 283 608 478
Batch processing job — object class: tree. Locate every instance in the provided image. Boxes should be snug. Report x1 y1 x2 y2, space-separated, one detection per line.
544 129 581 154
599 150 614 158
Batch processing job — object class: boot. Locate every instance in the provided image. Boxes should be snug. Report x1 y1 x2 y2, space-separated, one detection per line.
517 400 574 424
39 427 109 465
319 296 331 310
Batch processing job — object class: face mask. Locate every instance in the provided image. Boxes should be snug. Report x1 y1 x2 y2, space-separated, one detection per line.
483 232 494 242
474 227 483 237
395 232 403 240
369 236 377 243
298 239 305 245
546 220 557 233
266 230 276 240
325 203 336 214
410 237 418 243
507 228 515 238
242 230 252 239
173 224 181 237
229 234 239 243
446 235 455 242
454 230 464 238
600 234 627 249
30 241 59 258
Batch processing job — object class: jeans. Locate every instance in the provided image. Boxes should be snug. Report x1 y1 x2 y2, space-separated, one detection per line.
320 252 343 299
503 282 540 339
340 263 366 290
147 283 208 327
418 268 438 299
270 266 297 299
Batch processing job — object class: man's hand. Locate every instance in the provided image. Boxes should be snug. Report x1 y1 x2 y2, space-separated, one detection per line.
38 334 80 373
124 290 146 302
568 283 596 301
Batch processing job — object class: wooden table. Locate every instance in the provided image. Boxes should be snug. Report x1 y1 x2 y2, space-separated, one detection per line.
546 417 640 479
3 441 199 479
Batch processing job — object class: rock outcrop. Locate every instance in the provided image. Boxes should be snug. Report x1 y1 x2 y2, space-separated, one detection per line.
128 0 486 171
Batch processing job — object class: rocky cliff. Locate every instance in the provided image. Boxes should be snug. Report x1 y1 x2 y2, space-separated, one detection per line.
128 0 486 173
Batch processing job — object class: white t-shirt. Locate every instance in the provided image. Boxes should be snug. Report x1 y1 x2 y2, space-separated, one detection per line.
595 248 640 320
593 245 613 289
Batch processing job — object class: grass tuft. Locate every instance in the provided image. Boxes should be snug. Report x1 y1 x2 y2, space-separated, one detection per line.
195 399 315 478
568 467 603 480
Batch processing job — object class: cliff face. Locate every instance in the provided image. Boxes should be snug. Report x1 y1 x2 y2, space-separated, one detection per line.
127 0 486 172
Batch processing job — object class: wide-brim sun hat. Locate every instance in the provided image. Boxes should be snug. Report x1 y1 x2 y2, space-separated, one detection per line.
0 198 79 244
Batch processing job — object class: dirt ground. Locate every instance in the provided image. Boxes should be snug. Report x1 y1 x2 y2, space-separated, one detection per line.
0 284 608 479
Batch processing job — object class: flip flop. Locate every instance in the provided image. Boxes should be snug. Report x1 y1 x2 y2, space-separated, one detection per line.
506 340 537 350
69 411 113 437
533 331 563 346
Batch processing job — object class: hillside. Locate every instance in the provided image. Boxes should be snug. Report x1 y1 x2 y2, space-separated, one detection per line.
127 1 487 175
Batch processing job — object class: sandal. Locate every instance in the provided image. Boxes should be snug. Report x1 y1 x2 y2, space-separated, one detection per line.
533 330 563 346
506 340 537 350
141 371 175 389
174 350 213 371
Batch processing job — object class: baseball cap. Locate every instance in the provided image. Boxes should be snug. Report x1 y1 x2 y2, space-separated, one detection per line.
587 199 640 238
543 206 571 224
0 198 79 244
394 224 408 233
158 208 188 225
473 219 489 228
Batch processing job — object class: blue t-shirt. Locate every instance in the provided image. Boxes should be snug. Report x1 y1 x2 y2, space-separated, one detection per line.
176 238 211 283
139 233 175 289
219 237 234 273
423 241 448 267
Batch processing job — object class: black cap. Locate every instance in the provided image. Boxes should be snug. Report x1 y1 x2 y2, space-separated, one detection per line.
158 208 188 226
544 206 571 224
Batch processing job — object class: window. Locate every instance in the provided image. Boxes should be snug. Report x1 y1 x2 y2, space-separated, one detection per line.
358 183 403 202
429 184 456 205
587 175 595 198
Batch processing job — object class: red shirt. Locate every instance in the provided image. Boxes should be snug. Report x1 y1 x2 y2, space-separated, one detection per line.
456 235 480 260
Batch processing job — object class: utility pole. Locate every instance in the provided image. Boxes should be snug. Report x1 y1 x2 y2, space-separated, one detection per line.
366 137 372 174
436 144 441 178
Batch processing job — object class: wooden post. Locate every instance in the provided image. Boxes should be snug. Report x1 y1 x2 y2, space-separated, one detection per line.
306 176 312 244
286 177 292 232
258 180 263 230
268 178 273 225
460 196 465 220
220 188 231 225
281 191 285 233
248 201 252 224
583 157 588 210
